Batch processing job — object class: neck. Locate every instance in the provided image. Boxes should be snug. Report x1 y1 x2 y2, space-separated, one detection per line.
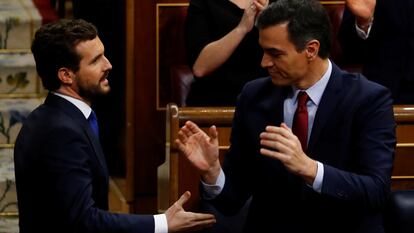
296 58 329 90
55 86 91 106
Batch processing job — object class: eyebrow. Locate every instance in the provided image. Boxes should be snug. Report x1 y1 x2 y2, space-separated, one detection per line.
263 47 285 54
89 53 104 65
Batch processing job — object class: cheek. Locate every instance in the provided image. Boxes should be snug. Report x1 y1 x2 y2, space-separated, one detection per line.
288 56 307 72
274 60 293 77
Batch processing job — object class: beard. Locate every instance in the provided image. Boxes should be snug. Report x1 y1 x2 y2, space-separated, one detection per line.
77 74 111 103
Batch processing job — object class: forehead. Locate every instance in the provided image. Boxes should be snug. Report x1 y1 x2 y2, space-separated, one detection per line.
75 36 103 59
258 23 295 50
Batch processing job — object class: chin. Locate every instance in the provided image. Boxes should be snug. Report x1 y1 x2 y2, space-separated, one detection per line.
101 88 111 95
270 78 291 87
100 84 111 94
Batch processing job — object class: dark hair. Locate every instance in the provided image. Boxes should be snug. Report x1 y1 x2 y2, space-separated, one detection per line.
256 0 331 58
31 19 98 91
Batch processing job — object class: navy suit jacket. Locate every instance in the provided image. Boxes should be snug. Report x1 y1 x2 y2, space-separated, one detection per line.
339 0 414 104
14 94 154 233
208 63 396 233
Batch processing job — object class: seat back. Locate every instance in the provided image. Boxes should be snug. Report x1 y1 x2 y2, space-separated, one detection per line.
384 190 414 233
170 65 194 106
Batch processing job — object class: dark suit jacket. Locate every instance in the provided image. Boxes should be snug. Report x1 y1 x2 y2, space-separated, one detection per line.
14 94 154 233
208 63 396 233
339 0 414 104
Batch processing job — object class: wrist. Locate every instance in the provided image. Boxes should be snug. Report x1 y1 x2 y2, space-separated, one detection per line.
235 24 250 36
201 161 221 185
302 159 318 185
356 15 374 30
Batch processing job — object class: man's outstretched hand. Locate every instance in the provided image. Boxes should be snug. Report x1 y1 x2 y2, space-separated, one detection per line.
165 191 216 232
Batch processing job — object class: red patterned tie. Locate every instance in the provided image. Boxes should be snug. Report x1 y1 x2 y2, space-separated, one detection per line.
293 91 309 151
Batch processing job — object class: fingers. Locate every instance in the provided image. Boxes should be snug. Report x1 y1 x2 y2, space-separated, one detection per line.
260 147 290 161
185 121 202 135
280 122 292 133
166 197 216 233
260 135 290 152
175 129 191 153
186 121 212 141
179 121 196 139
260 125 291 150
177 212 216 232
208 125 218 141
263 125 293 140
176 122 197 145
184 212 216 228
187 212 216 221
175 191 191 207
176 121 210 147
174 139 187 155
260 124 298 157
253 0 268 11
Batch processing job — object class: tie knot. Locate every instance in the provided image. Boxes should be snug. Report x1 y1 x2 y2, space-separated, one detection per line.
88 110 97 121
297 91 309 107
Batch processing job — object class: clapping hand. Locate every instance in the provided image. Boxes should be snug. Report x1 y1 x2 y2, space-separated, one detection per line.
253 0 270 12
346 0 376 26
175 121 221 184
260 123 317 185
238 0 270 34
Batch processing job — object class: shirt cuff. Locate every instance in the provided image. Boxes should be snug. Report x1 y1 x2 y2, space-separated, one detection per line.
355 19 373 40
312 161 324 193
154 214 168 233
201 168 225 200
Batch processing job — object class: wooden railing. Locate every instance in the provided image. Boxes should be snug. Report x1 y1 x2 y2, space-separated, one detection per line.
158 103 414 212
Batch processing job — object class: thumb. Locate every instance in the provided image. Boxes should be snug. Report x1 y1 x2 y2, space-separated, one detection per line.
176 191 191 207
208 125 218 141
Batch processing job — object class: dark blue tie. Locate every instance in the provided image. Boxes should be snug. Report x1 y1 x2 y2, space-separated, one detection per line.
88 110 99 138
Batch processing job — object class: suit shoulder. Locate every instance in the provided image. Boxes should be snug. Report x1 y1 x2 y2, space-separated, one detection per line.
241 76 274 94
22 103 84 137
337 69 393 107
341 70 390 96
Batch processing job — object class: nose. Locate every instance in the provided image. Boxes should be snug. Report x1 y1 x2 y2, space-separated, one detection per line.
261 53 273 68
104 55 112 70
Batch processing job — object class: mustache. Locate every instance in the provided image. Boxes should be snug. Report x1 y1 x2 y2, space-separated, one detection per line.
101 70 110 80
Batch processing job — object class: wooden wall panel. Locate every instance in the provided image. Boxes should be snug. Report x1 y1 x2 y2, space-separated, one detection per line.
157 3 189 109
133 0 159 213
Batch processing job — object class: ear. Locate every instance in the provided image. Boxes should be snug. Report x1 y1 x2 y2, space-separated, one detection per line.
304 39 320 61
57 68 74 85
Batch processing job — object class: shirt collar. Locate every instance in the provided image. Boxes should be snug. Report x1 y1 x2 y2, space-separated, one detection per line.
291 59 332 106
51 92 92 119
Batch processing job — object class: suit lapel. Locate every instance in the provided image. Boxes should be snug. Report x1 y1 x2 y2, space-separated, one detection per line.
84 126 108 173
307 63 344 155
256 82 288 127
